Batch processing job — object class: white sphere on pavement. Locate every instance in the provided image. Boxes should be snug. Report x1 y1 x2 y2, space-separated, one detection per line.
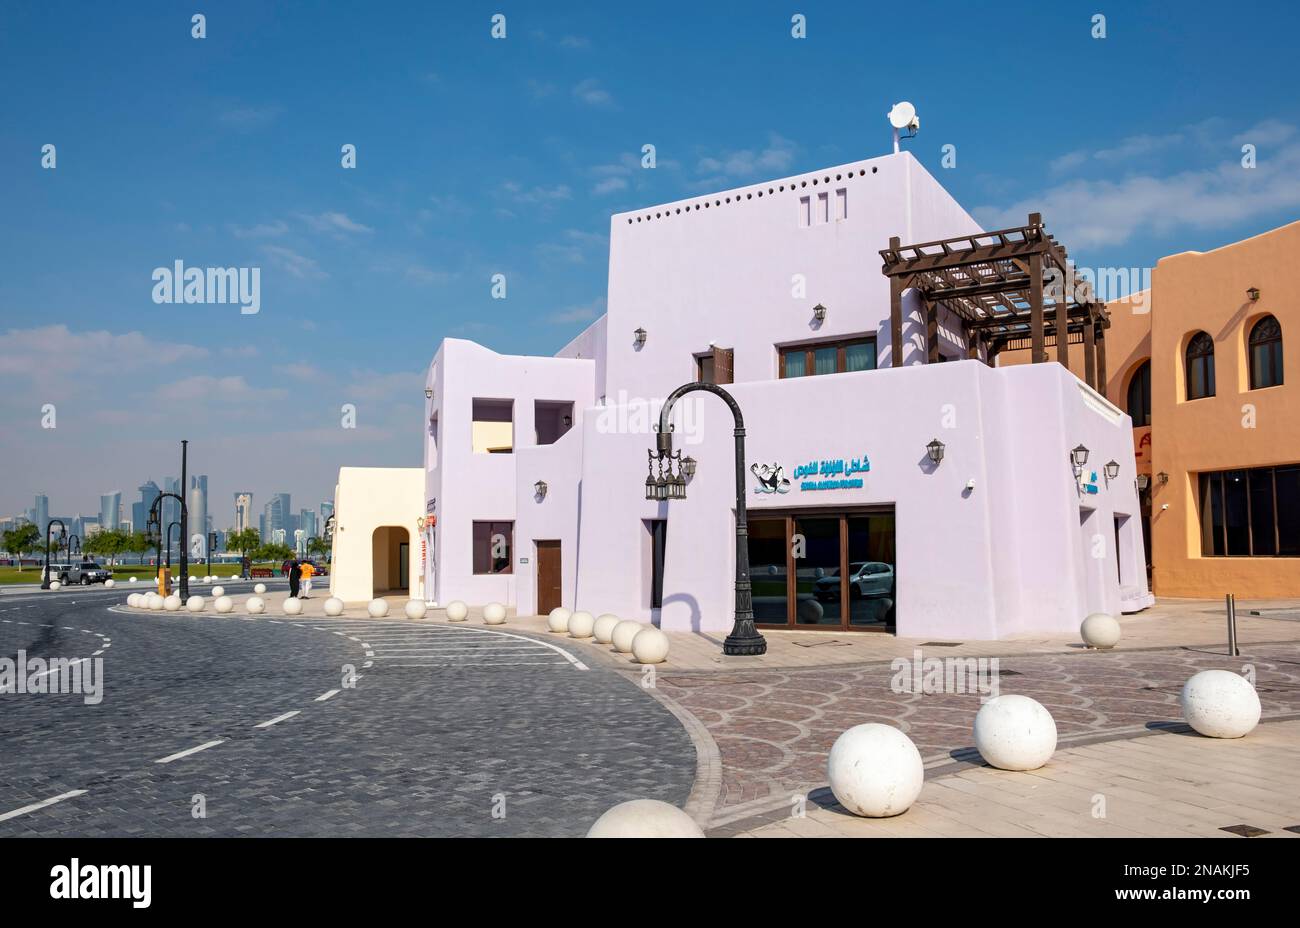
827 723 925 817
973 695 1058 770
129 577 138 583
593 614 620 643
632 627 670 664
49 581 61 591
127 593 140 608
186 596 205 612
1181 669 1261 738
323 597 345 616
611 620 643 653
368 598 389 618
105 579 115 588
586 800 704 838
214 596 234 614
568 611 596 639
211 586 225 598
282 597 303 615
547 607 571 633
1081 612 1121 649
254 582 267 594
483 602 507 625
163 595 182 611
203 576 213 584
445 600 468 622
405 599 427 620
148 594 164 611
246 596 265 615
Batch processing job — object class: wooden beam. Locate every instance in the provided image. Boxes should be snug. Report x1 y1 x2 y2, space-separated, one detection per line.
1029 252 1045 363
968 330 981 360
1055 294 1070 369
926 298 939 363
1095 324 1108 399
890 243 904 368
1083 320 1097 389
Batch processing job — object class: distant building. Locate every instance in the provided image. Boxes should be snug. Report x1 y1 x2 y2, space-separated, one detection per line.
99 491 122 531
189 475 209 556
33 494 49 535
134 481 160 536
233 492 254 534
262 493 290 542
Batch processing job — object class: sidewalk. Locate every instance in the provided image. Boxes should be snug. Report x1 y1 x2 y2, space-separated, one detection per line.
731 719 1300 838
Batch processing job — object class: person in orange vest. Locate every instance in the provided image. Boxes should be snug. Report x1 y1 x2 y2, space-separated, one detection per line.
300 560 316 599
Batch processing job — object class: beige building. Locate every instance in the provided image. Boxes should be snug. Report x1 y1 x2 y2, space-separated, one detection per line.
328 467 424 602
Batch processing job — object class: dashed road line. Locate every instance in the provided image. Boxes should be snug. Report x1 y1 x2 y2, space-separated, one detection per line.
255 710 301 729
155 740 226 764
315 689 341 702
0 790 89 823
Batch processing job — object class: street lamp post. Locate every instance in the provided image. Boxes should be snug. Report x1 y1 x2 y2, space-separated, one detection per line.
166 521 180 570
179 439 190 600
324 515 336 563
41 519 68 589
66 533 81 561
648 382 766 656
207 531 217 578
146 492 188 593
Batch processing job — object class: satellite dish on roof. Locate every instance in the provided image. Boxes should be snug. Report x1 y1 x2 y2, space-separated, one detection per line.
887 101 920 154
888 101 918 130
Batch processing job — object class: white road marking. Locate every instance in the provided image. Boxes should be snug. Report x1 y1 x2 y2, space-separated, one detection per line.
26 657 89 681
428 625 590 671
254 710 301 729
362 661 373 668
315 689 340 702
155 739 225 764
373 645 542 653
0 789 89 823
384 660 569 668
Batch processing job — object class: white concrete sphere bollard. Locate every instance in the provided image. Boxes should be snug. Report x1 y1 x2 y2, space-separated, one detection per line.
49 581 61 591
246 596 265 615
593 614 620 643
127 593 140 608
547 607 571 633
186 595 205 612
203 576 213 584
282 596 303 615
1080 612 1121 649
254 582 267 595
483 602 507 625
323 597 345 617
163 594 182 611
368 598 389 618
405 599 427 620
445 600 468 622
148 594 164 611
827 723 925 818
129 577 138 583
214 596 234 614
1181 669 1261 738
105 579 115 588
586 800 705 838
797 598 824 623
568 611 596 639
611 620 643 653
973 695 1058 771
211 586 225 598
632 627 670 664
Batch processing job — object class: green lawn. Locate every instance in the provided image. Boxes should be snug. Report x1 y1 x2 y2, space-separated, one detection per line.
0 561 290 585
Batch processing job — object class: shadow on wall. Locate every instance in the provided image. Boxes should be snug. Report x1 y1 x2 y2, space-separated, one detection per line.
662 591 701 633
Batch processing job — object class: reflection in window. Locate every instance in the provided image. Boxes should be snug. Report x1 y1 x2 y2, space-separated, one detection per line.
472 521 513 574
1249 315 1283 389
780 337 876 379
1185 332 1215 400
1126 360 1151 427
1199 465 1300 556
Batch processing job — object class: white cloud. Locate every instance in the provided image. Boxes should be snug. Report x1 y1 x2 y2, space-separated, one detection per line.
593 176 628 196
500 181 572 205
573 78 613 107
166 375 286 403
230 219 289 238
696 133 797 185
548 297 605 325
0 325 207 380
261 245 327 279
299 211 373 235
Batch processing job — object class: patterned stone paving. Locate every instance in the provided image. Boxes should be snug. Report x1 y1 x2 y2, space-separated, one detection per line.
654 642 1300 826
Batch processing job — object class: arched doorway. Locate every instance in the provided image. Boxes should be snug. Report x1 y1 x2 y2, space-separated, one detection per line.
371 526 410 597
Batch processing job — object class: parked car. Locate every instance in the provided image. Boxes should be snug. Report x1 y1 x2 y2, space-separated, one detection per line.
813 561 894 601
77 561 112 584
44 561 112 584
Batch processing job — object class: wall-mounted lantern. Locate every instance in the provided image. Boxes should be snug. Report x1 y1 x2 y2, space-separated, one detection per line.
926 438 945 465
1104 460 1120 481
425 388 434 400
1247 287 1260 302
1136 474 1150 490
562 414 572 428
534 480 548 499
634 327 647 348
1071 444 1090 475
683 455 697 479
812 303 827 323
1157 471 1169 486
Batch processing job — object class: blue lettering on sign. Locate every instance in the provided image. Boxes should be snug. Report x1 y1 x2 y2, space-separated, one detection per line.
790 456 870 490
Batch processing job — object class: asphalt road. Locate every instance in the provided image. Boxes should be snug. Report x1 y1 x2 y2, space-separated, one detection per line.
0 584 695 837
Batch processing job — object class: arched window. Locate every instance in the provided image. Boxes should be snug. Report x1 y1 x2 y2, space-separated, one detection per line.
1126 359 1152 426
1249 315 1283 389
1186 332 1215 400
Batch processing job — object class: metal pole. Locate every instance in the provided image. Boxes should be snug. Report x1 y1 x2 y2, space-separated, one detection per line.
41 524 53 590
179 440 189 599
1226 593 1238 657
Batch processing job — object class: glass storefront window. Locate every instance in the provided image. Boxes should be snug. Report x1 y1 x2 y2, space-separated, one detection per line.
847 514 896 627
1199 464 1300 557
794 517 842 625
748 518 788 622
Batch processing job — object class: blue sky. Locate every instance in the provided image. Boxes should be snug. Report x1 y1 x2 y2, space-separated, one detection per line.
3 0 1299 525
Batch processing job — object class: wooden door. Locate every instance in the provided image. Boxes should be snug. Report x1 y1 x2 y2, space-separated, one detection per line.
536 540 562 615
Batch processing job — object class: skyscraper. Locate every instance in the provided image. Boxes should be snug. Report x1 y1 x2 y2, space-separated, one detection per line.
320 501 334 525
134 481 160 535
233 492 254 534
162 477 180 532
189 475 209 556
33 494 49 535
262 493 290 542
299 509 318 540
99 491 122 531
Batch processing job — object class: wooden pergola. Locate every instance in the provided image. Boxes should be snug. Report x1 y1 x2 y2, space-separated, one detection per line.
879 212 1111 396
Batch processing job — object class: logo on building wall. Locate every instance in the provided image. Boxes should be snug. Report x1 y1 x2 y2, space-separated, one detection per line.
750 463 791 494
791 456 870 491
1080 471 1100 495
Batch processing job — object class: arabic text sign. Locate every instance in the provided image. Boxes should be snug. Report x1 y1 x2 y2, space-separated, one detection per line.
791 456 870 492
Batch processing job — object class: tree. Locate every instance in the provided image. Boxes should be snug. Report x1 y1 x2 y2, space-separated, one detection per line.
2 524 42 570
306 536 330 560
84 528 133 566
227 528 262 560
254 542 293 564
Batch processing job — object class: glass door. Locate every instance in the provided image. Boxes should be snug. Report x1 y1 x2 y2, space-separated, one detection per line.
846 513 896 629
793 516 843 626
748 518 789 623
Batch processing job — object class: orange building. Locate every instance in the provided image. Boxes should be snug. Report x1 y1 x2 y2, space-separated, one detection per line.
1006 220 1300 597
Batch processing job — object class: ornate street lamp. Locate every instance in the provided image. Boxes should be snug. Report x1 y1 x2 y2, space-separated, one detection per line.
647 382 766 656
166 521 180 570
1071 444 1090 472
41 518 67 589
1104 460 1121 481
66 533 81 560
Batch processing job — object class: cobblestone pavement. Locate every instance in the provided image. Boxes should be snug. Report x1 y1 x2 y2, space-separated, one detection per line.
0 587 694 837
653 641 1300 828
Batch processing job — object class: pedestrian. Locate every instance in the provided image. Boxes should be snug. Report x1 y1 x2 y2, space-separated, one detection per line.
300 560 315 598
288 556 302 599
241 555 251 580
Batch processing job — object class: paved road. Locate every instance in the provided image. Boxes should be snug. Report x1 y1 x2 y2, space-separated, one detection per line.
0 586 695 836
